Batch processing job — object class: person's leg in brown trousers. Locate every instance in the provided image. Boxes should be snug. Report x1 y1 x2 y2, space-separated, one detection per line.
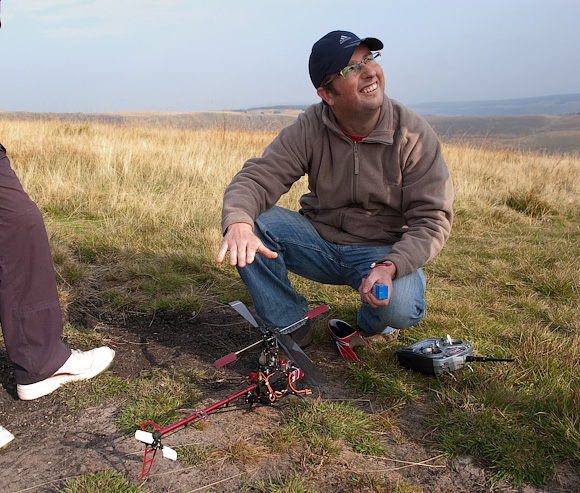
0 143 71 386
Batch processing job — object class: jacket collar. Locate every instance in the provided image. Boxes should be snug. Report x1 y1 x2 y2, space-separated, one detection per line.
321 95 395 145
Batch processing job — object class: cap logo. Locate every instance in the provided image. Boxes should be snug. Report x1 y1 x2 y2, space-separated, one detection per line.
339 35 351 45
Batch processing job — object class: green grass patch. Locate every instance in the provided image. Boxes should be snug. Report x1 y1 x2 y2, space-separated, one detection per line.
268 400 385 458
61 323 111 348
61 373 132 412
57 367 205 435
178 439 267 468
347 350 424 404
175 443 220 465
59 470 148 492
116 368 204 433
432 389 555 485
344 475 423 493
100 251 248 312
244 470 314 492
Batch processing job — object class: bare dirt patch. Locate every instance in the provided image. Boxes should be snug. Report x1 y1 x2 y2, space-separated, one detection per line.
0 306 573 492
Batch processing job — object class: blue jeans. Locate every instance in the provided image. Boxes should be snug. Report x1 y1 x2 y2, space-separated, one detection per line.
237 207 426 335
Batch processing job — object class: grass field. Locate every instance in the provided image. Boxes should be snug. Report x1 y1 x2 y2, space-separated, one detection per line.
3 110 580 154
1 116 579 490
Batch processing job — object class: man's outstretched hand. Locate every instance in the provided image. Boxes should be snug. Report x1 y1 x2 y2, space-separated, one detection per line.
216 222 278 268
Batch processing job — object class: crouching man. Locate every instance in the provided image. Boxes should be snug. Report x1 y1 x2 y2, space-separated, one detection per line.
217 30 454 349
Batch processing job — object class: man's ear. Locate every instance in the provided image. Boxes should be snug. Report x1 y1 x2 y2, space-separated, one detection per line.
316 86 335 106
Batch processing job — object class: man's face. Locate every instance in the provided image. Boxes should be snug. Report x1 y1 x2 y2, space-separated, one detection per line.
317 44 385 117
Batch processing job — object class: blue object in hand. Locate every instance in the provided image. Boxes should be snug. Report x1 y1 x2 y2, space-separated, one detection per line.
371 284 388 299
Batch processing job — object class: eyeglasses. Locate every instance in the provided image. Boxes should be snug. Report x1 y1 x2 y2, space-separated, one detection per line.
323 52 381 86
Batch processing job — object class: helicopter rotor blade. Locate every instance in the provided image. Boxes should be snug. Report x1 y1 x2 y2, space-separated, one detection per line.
229 301 259 327
214 352 238 368
305 304 329 319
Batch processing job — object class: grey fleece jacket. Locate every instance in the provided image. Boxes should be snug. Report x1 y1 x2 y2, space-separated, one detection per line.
221 96 454 279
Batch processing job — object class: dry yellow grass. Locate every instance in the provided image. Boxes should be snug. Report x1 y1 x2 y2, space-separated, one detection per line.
2 118 578 297
2 120 286 256
4 119 578 249
445 143 580 217
1 118 313 311
2 116 578 320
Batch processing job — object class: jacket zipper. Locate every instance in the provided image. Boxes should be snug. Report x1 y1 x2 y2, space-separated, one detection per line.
353 141 360 203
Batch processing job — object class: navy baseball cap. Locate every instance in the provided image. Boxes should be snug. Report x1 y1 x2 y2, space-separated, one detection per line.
309 30 383 88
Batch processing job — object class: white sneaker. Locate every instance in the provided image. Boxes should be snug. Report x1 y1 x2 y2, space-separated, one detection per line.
16 347 115 401
0 425 15 449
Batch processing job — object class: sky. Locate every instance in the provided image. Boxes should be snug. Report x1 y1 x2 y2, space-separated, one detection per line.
0 0 579 113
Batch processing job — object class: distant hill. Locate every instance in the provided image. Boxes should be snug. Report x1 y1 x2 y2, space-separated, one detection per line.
424 114 580 154
2 105 580 154
0 110 299 132
409 93 580 117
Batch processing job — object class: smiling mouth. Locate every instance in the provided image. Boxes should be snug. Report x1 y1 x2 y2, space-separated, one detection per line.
361 82 378 94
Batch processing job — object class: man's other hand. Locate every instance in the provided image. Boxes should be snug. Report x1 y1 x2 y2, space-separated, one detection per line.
359 262 396 308
216 222 278 268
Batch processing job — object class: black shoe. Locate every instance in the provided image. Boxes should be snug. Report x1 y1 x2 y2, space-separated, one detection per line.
290 320 313 349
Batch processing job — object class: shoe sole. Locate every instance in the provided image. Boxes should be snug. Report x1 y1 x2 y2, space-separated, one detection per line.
0 427 15 449
17 349 115 401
